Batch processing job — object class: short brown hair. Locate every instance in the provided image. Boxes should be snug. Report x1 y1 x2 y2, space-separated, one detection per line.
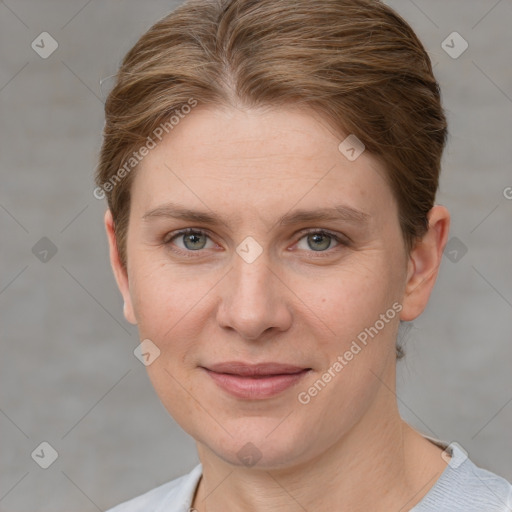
96 0 448 357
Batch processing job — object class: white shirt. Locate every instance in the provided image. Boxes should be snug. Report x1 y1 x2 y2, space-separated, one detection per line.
105 437 512 512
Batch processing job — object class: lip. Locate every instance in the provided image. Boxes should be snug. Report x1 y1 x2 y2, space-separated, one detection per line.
201 362 311 400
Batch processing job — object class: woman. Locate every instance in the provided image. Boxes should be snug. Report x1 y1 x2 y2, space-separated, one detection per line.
95 0 512 510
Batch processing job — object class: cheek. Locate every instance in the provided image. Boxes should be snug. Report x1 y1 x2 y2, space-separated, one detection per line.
306 257 402 348
294 268 401 429
129 258 200 324
128 260 221 370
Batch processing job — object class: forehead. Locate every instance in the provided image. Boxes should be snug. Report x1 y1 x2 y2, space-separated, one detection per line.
130 105 396 223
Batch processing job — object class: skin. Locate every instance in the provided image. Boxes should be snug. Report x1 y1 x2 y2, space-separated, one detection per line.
105 105 451 512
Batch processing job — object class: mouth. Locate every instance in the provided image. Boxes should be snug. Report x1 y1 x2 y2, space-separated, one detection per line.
200 362 312 400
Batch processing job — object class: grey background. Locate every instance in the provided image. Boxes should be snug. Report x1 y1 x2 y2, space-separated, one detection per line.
0 1 511 510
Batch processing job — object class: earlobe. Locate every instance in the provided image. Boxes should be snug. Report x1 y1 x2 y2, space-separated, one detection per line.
123 301 135 324
400 205 450 322
104 209 138 325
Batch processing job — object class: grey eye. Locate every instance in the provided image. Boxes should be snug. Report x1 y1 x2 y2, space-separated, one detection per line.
297 232 339 252
169 230 213 251
182 232 207 250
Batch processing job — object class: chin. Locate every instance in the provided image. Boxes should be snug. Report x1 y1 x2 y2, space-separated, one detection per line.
194 416 315 470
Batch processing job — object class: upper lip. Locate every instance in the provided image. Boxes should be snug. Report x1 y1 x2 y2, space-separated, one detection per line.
203 362 310 377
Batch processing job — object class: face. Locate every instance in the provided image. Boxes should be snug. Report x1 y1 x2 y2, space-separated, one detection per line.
110 105 416 469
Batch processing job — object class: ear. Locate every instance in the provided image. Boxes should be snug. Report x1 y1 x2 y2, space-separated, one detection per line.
400 205 450 322
104 209 137 325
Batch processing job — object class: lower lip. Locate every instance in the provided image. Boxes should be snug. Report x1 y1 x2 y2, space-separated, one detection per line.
203 368 310 399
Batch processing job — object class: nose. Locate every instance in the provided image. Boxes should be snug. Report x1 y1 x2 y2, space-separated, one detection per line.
215 251 293 341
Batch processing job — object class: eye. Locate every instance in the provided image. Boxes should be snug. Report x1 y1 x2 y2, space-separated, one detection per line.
165 228 215 252
294 229 345 253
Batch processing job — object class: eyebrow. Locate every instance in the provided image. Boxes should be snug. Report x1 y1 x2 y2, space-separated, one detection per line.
142 201 370 228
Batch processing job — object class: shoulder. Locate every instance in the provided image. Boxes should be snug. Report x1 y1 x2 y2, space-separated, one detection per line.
105 464 202 512
413 441 512 512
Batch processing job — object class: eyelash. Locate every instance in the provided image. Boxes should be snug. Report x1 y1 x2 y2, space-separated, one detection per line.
163 228 349 258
